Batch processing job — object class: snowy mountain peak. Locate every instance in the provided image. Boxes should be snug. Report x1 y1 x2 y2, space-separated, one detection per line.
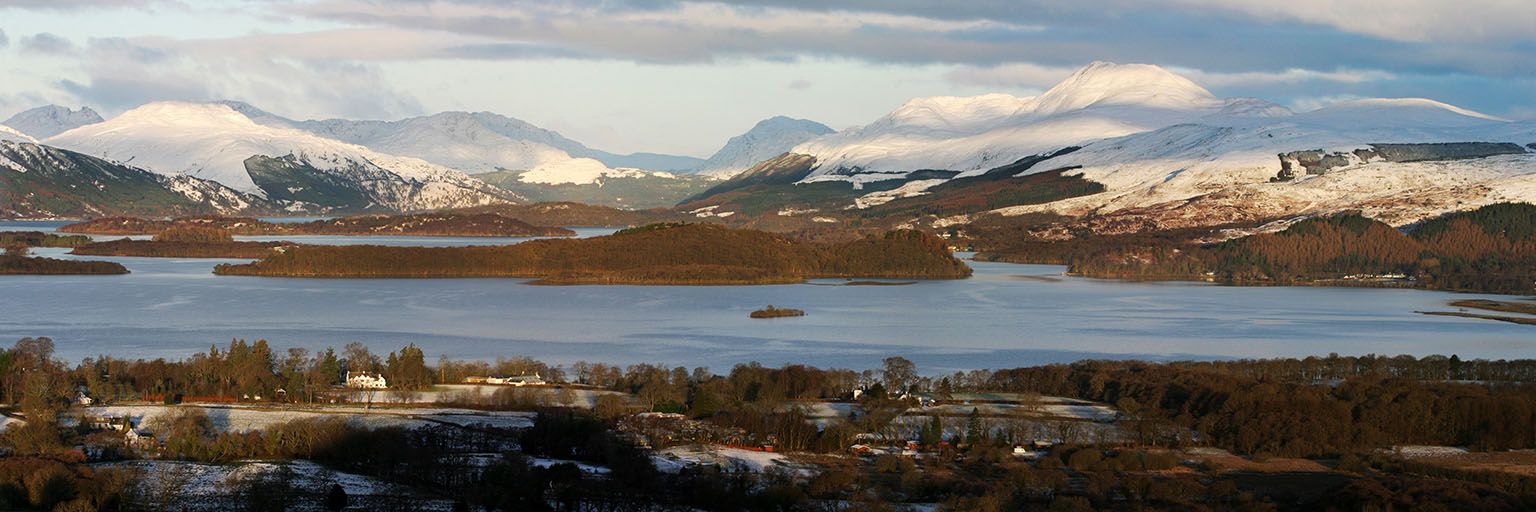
752 115 835 133
1030 61 1220 116
2 104 104 139
696 116 833 178
44 101 516 211
108 101 262 130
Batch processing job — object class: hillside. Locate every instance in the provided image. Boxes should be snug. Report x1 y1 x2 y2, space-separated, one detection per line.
978 203 1536 294
448 202 694 228
680 62 1536 239
0 141 270 219
473 169 714 209
213 223 972 283
60 212 575 238
228 103 704 172
46 102 518 213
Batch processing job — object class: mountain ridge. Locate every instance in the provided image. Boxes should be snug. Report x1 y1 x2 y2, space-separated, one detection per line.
2 105 103 139
46 101 519 213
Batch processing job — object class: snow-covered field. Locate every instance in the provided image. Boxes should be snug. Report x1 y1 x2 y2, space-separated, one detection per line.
102 459 455 512
655 445 793 474
86 404 535 432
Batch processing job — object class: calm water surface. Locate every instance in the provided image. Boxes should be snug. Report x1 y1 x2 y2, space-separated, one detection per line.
2 221 1530 373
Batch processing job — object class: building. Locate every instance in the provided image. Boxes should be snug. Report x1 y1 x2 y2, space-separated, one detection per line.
346 371 388 389
125 428 158 449
467 374 547 386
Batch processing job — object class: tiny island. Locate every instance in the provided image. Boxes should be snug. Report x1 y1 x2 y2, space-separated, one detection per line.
749 305 805 318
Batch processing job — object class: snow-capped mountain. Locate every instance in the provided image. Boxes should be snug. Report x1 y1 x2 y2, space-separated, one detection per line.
794 62 1287 179
692 61 1536 231
46 102 518 213
0 140 269 219
696 116 833 178
2 105 103 139
982 96 1536 230
220 102 705 188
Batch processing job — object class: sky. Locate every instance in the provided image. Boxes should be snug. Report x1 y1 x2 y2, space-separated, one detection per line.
2 0 1534 157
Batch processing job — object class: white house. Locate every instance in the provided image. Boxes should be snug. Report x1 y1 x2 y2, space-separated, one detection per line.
346 371 388 389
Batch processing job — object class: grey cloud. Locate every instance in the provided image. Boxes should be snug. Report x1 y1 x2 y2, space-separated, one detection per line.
291 0 1536 79
2 0 164 9
20 33 77 55
0 29 8 49
58 77 210 111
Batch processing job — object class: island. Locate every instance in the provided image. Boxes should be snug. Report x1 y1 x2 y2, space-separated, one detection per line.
0 244 127 275
750 305 805 318
59 212 577 238
1417 299 1536 326
213 223 973 284
0 231 94 248
70 226 290 259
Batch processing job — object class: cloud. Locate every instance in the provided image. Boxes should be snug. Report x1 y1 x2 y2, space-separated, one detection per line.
293 1 1048 65
787 79 813 90
944 62 1078 89
1171 67 1397 87
0 0 167 10
54 36 422 120
0 29 7 49
263 0 1536 81
1162 0 1536 43
19 33 77 55
58 76 210 110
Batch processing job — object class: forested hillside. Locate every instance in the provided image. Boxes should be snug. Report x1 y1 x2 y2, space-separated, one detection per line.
979 203 1536 294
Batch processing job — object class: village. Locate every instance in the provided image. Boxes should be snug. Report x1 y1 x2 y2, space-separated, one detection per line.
10 363 1148 511
3 340 1530 511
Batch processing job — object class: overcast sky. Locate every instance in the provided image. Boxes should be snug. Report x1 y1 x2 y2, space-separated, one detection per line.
3 0 1534 156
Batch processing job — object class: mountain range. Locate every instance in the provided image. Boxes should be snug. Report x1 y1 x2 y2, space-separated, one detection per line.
2 61 1533 231
685 62 1536 234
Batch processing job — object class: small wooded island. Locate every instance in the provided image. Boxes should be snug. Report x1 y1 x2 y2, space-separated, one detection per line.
750 305 805 318
214 223 973 284
60 212 576 238
0 244 127 275
0 231 93 248
69 225 290 259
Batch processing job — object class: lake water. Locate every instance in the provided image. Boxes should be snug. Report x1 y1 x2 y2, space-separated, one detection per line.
2 220 1531 374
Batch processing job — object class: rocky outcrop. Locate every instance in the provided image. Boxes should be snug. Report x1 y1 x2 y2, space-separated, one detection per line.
1276 142 1529 181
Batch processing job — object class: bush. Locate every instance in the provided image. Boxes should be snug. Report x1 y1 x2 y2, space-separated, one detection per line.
1067 448 1103 471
